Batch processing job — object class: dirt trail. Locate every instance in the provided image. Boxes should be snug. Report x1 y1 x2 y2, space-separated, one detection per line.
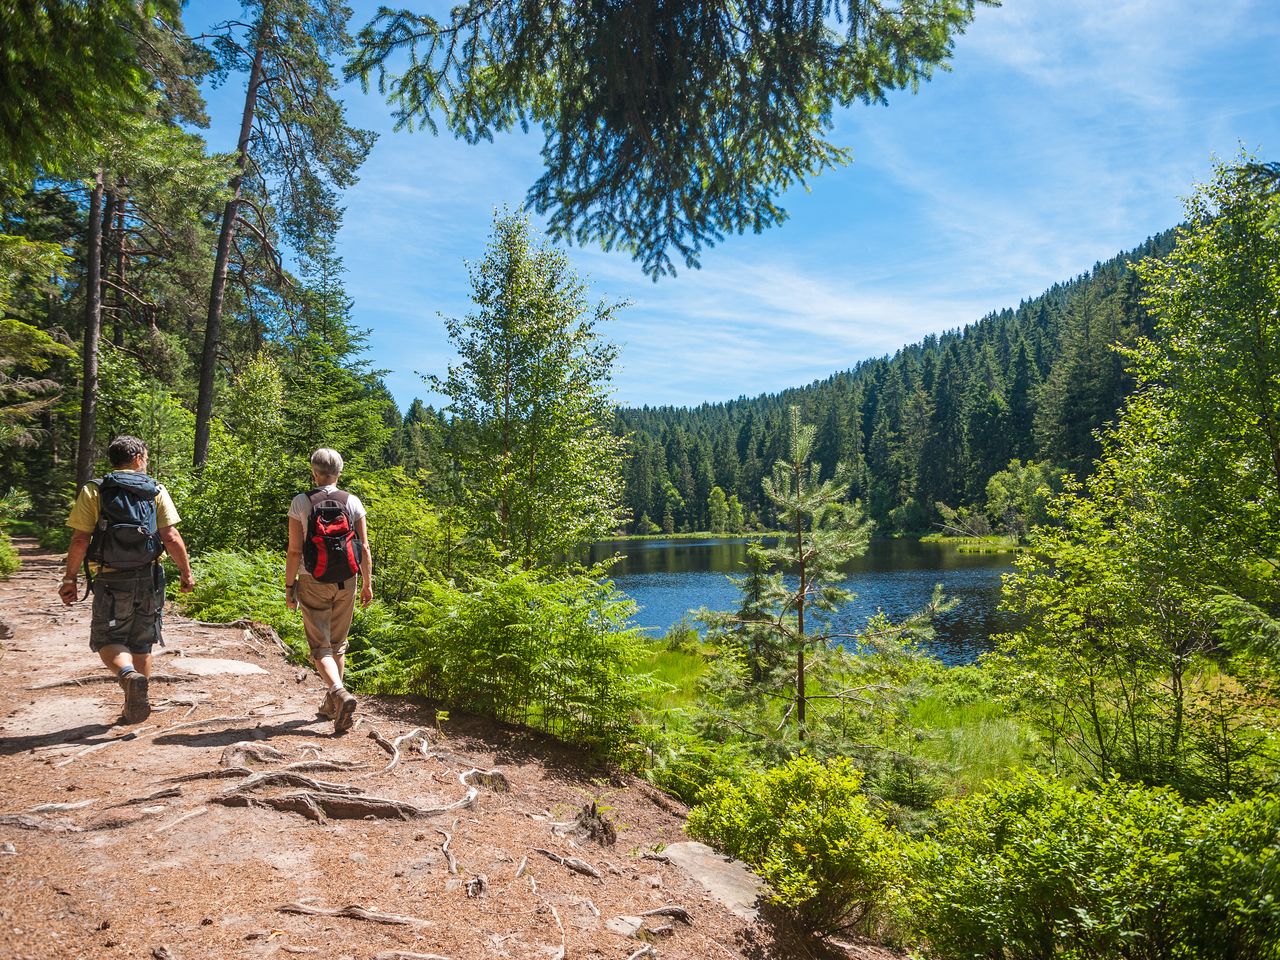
0 538 825 960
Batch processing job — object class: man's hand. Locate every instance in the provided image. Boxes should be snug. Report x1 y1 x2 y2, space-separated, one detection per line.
360 581 373 608
58 578 78 605
286 585 298 611
179 574 195 593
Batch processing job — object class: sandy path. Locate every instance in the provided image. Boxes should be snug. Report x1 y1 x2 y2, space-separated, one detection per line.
0 538 809 960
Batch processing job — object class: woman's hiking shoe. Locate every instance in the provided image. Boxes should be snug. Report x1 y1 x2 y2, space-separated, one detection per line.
317 691 336 720
120 672 150 724
332 688 357 734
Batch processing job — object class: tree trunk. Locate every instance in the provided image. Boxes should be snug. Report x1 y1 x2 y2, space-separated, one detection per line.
194 28 267 467
75 170 105 490
111 192 126 347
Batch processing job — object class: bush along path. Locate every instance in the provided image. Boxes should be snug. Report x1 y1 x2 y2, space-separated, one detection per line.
0 539 864 960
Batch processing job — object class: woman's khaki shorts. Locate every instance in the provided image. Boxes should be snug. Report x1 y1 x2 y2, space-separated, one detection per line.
295 572 356 659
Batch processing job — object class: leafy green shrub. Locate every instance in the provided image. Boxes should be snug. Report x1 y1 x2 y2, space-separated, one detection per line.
901 771 1280 960
687 755 902 940
0 529 18 578
396 568 651 751
176 549 307 657
1177 793 1280 960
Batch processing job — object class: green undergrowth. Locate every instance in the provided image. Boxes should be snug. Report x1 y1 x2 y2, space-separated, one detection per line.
0 529 18 578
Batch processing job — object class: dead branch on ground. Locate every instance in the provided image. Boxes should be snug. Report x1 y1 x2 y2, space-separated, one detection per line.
277 902 434 927
532 847 602 879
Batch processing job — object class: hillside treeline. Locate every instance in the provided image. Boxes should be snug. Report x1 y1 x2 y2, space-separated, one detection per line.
613 230 1176 533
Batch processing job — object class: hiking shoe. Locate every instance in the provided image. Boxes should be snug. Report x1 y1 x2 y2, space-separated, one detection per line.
120 672 150 724
332 688 357 734
317 690 336 720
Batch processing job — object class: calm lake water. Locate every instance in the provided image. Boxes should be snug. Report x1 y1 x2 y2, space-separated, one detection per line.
587 537 1016 666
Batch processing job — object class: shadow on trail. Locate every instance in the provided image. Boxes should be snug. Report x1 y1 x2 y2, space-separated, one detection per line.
151 717 331 748
0 722 118 755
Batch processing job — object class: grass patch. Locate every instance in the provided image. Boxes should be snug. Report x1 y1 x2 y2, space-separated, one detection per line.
639 642 708 715
609 530 777 542
920 533 1020 553
906 692 1040 792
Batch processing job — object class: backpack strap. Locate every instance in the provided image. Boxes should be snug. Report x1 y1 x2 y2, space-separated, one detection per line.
81 477 104 599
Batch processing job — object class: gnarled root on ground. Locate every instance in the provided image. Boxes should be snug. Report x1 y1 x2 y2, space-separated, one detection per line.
277 901 434 927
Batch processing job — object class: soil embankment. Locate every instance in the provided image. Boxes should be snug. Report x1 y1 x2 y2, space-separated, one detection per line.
0 538 823 960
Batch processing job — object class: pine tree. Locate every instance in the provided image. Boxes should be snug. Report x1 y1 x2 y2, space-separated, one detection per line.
753 406 872 739
349 0 993 276
194 0 376 466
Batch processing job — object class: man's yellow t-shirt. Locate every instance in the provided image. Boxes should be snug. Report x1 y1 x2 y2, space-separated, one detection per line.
67 470 180 573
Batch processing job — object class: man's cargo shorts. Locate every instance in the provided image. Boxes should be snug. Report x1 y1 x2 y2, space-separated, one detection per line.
89 566 166 655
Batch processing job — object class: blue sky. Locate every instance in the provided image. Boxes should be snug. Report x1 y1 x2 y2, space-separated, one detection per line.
189 0 1280 411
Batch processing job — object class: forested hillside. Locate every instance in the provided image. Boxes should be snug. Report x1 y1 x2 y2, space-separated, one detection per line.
615 230 1176 533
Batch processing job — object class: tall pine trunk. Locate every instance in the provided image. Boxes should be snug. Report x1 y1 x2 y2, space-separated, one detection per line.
194 30 266 467
75 170 105 489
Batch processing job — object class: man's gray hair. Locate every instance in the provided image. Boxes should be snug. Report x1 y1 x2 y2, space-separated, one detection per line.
310 447 344 481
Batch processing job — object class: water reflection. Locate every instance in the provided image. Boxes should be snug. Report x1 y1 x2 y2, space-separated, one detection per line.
587 537 1015 667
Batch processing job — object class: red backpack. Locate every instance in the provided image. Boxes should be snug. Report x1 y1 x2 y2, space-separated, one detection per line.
301 488 362 587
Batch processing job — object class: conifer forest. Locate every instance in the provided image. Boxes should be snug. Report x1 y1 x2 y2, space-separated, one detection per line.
3 2 1280 957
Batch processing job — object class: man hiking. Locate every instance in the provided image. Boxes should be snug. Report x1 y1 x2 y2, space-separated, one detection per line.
58 435 195 723
285 448 373 734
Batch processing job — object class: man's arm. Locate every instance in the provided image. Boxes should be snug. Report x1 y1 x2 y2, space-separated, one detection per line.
158 525 195 592
357 515 373 608
58 530 92 605
286 516 303 610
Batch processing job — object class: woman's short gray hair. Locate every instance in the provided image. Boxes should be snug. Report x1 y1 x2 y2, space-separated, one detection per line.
310 447 344 481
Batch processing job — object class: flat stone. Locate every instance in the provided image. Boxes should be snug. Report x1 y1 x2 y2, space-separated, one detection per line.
606 915 643 939
662 841 766 921
169 657 267 677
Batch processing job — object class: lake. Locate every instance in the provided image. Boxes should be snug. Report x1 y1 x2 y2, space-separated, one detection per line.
587 537 1016 666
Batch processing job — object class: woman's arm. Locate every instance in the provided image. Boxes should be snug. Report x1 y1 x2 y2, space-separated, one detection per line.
357 515 373 607
286 516 304 610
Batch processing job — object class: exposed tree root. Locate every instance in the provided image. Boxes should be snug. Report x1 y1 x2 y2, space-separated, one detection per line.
363 726 428 778
128 714 255 741
156 806 208 832
167 767 252 783
640 905 694 925
28 798 97 813
626 947 657 960
0 813 83 832
220 741 287 767
283 759 367 773
220 770 364 796
217 791 428 823
277 901 434 927
542 900 566 960
533 847 603 879
30 674 194 690
437 823 458 874
118 786 182 806
53 726 153 767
